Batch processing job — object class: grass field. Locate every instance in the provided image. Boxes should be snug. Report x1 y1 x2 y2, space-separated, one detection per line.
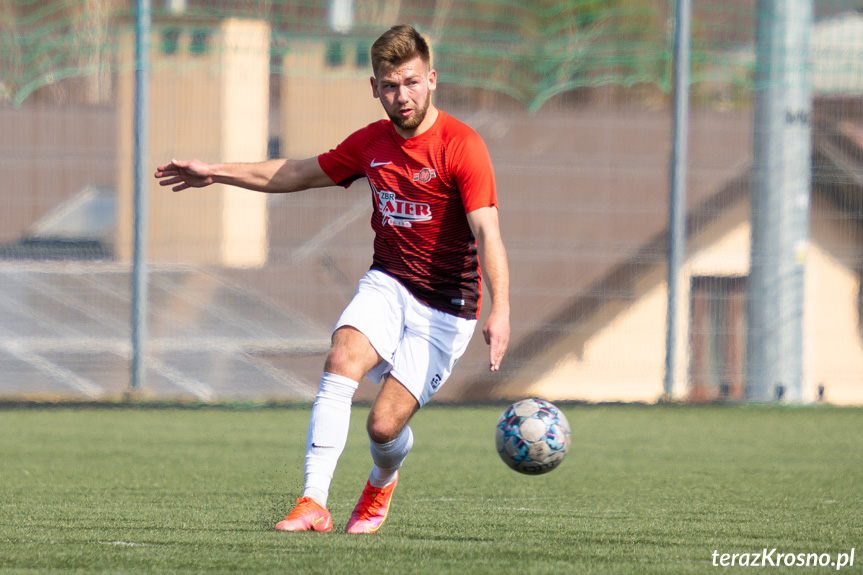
1 403 861 574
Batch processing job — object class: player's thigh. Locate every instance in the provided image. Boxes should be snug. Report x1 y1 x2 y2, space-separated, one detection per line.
389 306 476 406
324 326 382 382
333 270 405 376
367 375 420 444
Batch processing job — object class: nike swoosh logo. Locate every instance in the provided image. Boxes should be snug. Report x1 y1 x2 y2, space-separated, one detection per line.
311 443 335 449
370 159 391 167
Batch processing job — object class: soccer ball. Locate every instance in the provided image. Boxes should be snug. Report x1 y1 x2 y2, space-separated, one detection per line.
495 398 570 475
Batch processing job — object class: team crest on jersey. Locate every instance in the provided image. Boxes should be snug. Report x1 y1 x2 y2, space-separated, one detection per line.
376 190 432 228
412 167 437 183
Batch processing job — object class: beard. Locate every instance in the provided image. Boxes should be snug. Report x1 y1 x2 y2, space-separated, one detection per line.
387 90 431 131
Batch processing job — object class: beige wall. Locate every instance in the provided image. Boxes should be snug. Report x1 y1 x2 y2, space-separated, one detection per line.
510 282 669 403
0 106 116 243
280 41 384 159
806 194 863 404
116 19 269 268
504 197 863 405
498 201 751 403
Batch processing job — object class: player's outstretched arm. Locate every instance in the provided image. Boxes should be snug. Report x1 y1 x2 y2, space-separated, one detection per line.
467 206 511 372
154 157 333 194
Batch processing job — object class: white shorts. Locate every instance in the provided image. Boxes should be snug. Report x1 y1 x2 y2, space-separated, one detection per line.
335 270 477 406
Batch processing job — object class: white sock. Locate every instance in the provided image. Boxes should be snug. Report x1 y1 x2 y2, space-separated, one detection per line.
302 372 358 508
368 425 414 488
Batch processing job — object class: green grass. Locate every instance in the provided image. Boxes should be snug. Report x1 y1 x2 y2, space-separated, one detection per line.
1 404 861 574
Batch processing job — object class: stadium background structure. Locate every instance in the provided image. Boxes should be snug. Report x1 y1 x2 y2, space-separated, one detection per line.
2 0 863 404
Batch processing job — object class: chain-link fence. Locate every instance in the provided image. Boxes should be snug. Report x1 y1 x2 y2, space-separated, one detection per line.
1 0 862 404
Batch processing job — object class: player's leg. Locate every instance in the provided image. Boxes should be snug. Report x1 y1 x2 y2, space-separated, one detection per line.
366 376 419 483
275 327 381 532
345 375 417 534
303 326 381 504
277 271 405 532
345 297 477 534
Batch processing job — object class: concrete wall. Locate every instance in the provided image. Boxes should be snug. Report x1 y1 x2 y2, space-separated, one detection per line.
0 106 116 244
116 18 269 268
280 40 383 159
501 196 863 405
806 194 863 404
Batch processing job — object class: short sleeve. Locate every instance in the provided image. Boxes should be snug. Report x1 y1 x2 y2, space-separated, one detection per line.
449 129 497 213
317 124 373 188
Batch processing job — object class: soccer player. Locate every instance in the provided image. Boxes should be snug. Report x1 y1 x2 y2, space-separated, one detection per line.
154 24 510 534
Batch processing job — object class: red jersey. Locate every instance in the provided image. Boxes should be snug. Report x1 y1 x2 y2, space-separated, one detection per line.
318 110 497 319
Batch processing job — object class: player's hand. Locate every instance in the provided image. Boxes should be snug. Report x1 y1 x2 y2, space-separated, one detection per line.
483 307 510 372
154 159 216 192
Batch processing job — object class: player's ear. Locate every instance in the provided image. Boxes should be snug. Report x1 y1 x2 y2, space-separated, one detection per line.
427 69 437 92
370 76 380 99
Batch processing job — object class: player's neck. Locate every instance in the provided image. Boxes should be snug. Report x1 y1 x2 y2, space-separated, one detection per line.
394 106 439 140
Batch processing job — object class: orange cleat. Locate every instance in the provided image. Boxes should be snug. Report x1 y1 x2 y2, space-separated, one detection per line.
275 497 333 532
345 472 399 534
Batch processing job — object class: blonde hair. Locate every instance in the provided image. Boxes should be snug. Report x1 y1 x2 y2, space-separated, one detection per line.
370 25 431 76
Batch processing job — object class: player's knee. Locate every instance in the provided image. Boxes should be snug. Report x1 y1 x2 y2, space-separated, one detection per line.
324 327 378 380
366 417 400 444
324 341 364 378
323 345 350 375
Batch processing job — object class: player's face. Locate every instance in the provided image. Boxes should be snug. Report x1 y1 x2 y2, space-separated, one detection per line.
372 56 437 136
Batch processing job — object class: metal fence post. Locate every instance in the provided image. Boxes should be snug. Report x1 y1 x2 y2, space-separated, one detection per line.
131 0 151 393
664 0 692 400
747 0 812 402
